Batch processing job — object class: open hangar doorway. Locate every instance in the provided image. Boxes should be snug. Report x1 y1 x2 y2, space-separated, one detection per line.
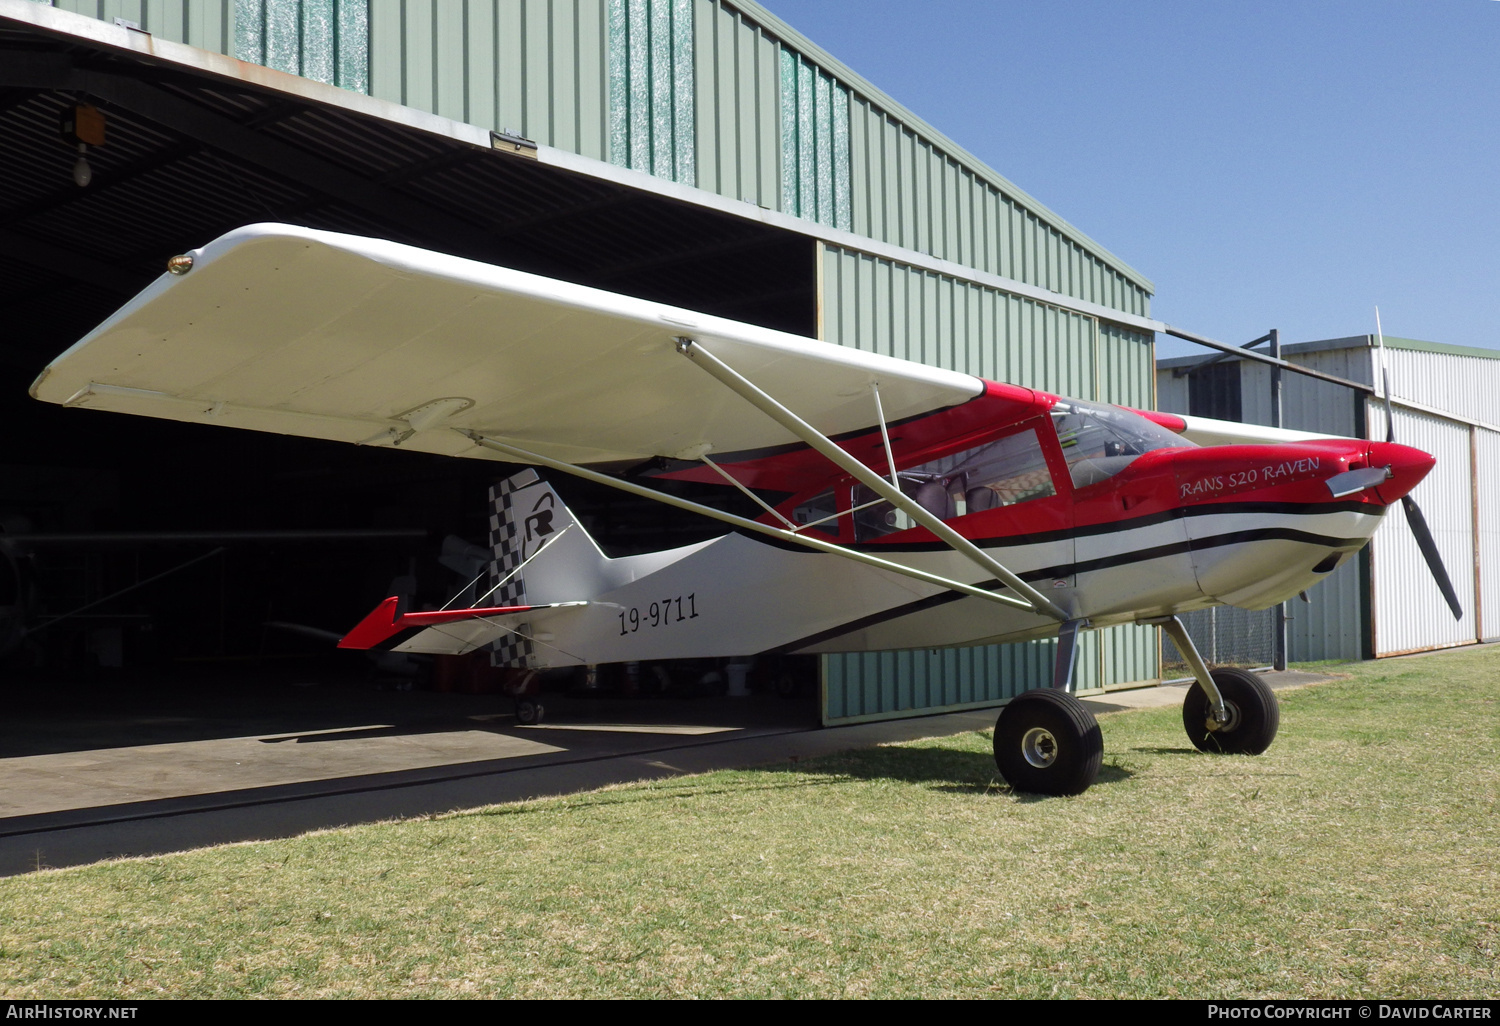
0 15 821 728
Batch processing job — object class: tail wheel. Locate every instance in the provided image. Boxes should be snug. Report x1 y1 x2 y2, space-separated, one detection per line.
1183 667 1279 755
993 688 1103 796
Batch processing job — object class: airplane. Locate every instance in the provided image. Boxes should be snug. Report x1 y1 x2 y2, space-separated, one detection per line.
28 223 1460 796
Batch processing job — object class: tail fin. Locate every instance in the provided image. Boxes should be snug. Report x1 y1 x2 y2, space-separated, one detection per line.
488 469 577 608
488 469 598 667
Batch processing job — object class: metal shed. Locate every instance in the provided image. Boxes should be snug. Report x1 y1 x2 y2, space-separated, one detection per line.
1158 334 1500 660
6 0 1162 723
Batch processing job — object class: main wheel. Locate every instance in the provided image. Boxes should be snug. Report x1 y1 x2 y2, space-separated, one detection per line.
993 688 1103 796
515 698 545 725
1182 667 1278 755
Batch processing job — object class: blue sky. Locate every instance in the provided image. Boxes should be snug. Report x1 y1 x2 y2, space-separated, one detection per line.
766 0 1500 357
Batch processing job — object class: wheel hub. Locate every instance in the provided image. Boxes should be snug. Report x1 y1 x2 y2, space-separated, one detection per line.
1205 698 1241 733
1020 726 1058 768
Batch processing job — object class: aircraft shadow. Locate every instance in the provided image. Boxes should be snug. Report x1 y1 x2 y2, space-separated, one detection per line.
778 744 1134 797
0 666 810 759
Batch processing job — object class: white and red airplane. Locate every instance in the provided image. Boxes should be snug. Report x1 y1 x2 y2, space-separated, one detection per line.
30 224 1457 795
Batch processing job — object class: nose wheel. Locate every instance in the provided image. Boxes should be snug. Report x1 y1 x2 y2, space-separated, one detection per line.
993 688 1103 796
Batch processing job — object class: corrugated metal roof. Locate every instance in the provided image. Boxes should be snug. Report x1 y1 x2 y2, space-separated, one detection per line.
1159 333 1500 369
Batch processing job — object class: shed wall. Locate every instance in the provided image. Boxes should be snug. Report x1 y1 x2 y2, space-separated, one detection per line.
1368 404 1477 655
1380 346 1500 428
691 0 779 207
1477 428 1500 642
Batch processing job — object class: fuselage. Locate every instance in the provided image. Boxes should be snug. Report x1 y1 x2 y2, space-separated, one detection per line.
489 383 1435 667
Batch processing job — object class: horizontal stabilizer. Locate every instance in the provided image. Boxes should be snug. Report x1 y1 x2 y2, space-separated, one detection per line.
338 595 587 655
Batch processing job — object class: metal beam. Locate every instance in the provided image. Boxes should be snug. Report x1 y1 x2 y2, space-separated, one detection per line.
1162 325 1376 395
1 138 205 229
9 529 428 546
480 192 636 243
675 338 1070 622
1171 331 1271 378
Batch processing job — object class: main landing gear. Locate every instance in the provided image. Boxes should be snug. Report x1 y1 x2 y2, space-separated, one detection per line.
992 616 1280 796
993 688 1103 796
993 618 1103 796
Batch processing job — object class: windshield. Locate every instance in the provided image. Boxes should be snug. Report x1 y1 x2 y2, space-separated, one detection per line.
1050 399 1195 489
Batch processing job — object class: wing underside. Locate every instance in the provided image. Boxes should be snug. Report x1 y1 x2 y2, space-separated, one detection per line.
31 224 985 465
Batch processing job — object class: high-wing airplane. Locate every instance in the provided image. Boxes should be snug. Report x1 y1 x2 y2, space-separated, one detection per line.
30 224 1457 795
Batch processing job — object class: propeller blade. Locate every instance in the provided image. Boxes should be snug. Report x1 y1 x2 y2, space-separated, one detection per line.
1382 368 1395 443
1401 495 1463 620
1377 309 1396 444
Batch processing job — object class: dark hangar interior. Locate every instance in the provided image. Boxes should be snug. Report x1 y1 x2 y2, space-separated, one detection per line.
0 16 816 683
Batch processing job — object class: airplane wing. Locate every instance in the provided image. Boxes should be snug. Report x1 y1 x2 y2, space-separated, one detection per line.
1130 408 1356 447
30 224 985 465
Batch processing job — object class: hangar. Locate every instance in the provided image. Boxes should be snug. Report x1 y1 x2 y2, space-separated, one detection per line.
2 0 1163 725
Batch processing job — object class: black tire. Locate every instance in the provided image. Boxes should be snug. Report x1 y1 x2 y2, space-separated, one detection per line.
1182 667 1278 755
516 698 544 725
993 688 1103 796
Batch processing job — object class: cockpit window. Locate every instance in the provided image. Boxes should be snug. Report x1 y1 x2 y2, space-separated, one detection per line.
854 427 1057 540
791 489 839 537
1050 399 1195 489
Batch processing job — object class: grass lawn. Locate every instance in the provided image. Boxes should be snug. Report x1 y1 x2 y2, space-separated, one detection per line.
1 647 1496 998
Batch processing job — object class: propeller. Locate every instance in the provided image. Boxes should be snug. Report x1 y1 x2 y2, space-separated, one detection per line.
1375 310 1463 621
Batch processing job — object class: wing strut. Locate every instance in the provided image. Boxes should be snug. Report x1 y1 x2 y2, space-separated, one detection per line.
459 432 1036 611
674 337 1070 622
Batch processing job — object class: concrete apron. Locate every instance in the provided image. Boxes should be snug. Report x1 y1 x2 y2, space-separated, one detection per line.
0 670 1331 876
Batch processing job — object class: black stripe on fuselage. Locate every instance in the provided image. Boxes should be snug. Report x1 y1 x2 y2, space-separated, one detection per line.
737 500 1380 554
767 522 1372 654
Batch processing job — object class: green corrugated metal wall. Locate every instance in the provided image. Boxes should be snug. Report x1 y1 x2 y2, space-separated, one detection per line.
47 0 236 54
48 1 367 92
843 95 1148 317
691 0 778 207
819 245 1158 724
608 0 694 184
52 0 1155 327
778 48 849 230
238 0 367 92
368 1 609 157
